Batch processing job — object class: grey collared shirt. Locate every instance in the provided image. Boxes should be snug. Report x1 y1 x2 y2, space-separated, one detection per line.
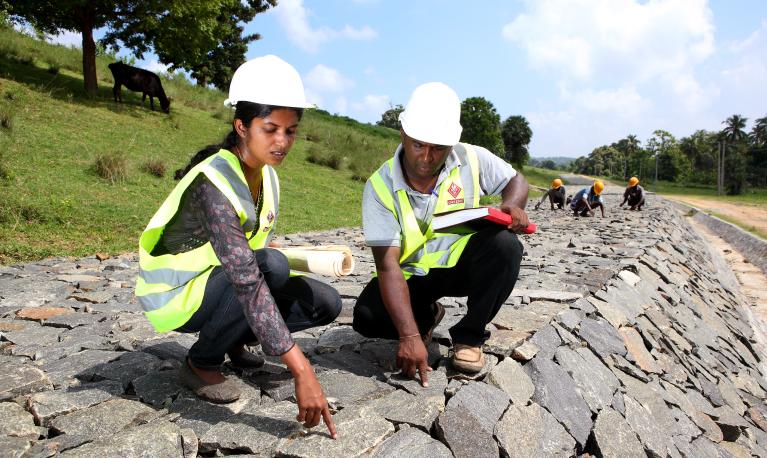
362 143 517 247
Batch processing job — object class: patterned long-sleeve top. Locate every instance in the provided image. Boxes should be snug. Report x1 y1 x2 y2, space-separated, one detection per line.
157 175 294 356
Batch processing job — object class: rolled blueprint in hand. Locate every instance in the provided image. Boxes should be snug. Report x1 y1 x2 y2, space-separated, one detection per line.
275 245 355 277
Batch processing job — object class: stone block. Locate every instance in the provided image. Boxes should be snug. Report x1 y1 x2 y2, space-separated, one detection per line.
27 380 123 425
593 408 645 458
495 402 576 458
372 425 452 457
486 357 534 406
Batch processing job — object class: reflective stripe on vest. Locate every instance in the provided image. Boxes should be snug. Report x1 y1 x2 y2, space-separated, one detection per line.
135 149 279 332
369 143 481 278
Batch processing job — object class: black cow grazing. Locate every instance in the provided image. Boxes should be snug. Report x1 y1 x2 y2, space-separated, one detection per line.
108 62 170 113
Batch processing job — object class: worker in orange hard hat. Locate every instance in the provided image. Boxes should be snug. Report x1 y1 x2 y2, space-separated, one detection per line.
534 178 566 210
619 176 645 210
568 180 605 217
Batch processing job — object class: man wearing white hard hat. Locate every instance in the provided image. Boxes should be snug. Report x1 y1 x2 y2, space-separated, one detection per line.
136 55 338 438
353 82 529 378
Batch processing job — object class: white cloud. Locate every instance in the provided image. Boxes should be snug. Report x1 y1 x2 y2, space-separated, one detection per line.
502 0 714 84
143 60 170 75
351 94 390 118
304 65 354 93
46 30 81 48
565 85 650 117
273 0 377 53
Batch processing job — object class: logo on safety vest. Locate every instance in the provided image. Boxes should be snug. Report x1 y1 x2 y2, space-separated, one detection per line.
447 182 462 198
267 210 274 223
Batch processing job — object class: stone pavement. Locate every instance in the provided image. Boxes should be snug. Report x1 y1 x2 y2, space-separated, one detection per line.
1 191 767 457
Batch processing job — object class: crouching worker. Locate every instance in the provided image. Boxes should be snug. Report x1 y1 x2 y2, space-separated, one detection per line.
353 82 528 381
619 176 645 210
135 56 339 438
570 180 605 217
534 178 566 210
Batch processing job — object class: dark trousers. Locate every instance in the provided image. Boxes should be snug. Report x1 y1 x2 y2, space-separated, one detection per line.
353 226 523 347
178 249 341 370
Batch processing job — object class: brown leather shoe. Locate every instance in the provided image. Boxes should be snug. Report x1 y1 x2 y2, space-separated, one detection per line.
179 359 241 403
451 344 486 374
422 301 445 346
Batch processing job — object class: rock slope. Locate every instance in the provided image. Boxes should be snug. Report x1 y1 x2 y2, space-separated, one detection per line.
1 194 766 457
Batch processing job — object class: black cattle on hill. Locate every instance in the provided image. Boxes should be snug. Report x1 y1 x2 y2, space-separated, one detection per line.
108 62 170 113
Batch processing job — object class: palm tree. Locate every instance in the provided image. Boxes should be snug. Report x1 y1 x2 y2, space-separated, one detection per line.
626 134 639 178
750 115 767 146
722 114 748 144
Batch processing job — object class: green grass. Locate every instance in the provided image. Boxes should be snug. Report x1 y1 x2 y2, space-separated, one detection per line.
707 211 767 240
652 181 767 204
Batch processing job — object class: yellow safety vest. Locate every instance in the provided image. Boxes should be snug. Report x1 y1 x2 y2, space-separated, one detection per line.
368 143 481 278
135 149 279 332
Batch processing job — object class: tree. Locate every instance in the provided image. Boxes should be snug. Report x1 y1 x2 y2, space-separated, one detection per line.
187 1 275 90
646 130 689 182
722 114 748 144
8 1 276 95
679 130 717 184
460 97 505 159
720 114 749 195
500 115 532 168
376 104 404 130
540 159 557 170
750 115 767 147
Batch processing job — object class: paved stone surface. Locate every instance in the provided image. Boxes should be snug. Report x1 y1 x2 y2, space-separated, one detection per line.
1 196 766 456
495 402 576 457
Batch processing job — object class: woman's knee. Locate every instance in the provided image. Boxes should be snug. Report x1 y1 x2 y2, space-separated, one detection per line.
312 280 342 326
486 228 524 264
255 248 290 290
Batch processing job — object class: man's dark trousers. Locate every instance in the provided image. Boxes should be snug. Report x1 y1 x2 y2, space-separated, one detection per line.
353 225 524 347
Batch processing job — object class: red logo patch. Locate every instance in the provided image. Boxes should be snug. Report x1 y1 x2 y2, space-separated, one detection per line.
447 182 462 198
267 210 274 223
447 198 465 205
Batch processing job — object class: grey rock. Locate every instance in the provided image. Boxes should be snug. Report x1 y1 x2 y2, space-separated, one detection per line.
713 405 748 441
0 359 52 400
436 404 498 458
577 317 627 359
372 425 453 458
49 398 159 442
528 324 562 361
27 380 123 425
169 397 239 437
593 408 645 458
556 308 583 331
311 350 387 378
554 346 618 413
3 325 62 346
199 400 304 454
130 370 182 407
510 289 583 302
368 389 440 431
445 381 509 434
624 395 676 458
486 357 534 405
60 420 186 457
495 402 576 458
67 290 114 303
91 351 162 389
512 341 540 361
524 357 592 446
275 406 394 458
136 334 197 362
587 295 629 328
0 401 45 439
0 436 30 457
483 329 529 356
316 370 394 407
42 312 105 329
42 349 123 387
619 326 661 374
385 370 448 409
315 325 370 353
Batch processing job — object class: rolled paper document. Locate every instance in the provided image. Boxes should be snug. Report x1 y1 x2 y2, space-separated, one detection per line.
275 245 355 277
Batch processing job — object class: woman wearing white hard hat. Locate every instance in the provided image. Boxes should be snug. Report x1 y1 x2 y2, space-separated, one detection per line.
136 55 338 438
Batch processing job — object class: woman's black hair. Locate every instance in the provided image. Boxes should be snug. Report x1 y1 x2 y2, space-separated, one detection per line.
173 102 304 180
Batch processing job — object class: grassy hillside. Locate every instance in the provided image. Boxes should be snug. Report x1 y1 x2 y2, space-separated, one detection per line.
0 26 554 264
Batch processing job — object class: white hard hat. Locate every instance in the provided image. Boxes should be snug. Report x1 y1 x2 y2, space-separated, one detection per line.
399 82 462 146
224 55 311 108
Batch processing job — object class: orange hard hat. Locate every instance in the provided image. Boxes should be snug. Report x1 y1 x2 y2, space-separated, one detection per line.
551 178 563 189
628 177 639 187
593 180 605 195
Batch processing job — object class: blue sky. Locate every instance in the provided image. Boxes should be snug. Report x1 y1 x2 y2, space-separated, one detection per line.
47 0 767 158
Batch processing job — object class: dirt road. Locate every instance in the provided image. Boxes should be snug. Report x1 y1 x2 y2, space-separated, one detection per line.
665 195 767 237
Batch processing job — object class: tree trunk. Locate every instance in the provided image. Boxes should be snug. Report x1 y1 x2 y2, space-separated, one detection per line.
80 6 98 96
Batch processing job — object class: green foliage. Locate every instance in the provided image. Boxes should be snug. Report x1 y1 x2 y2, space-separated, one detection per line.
500 115 532 168
460 97 505 157
376 104 403 130
8 0 276 94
